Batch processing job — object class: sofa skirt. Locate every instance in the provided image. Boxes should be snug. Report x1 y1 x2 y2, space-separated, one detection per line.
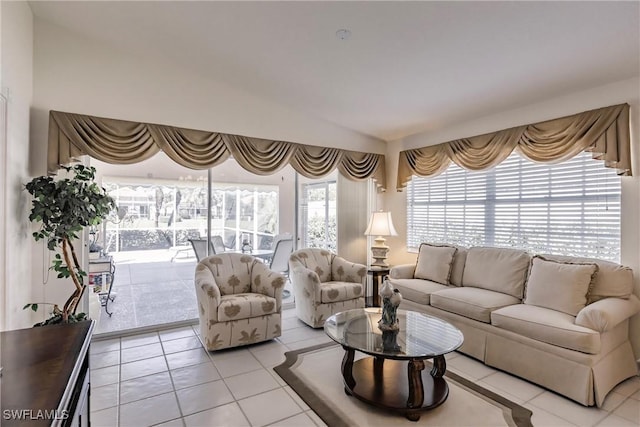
399 299 638 407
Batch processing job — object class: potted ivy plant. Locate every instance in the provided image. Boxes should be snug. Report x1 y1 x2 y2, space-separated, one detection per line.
24 164 116 325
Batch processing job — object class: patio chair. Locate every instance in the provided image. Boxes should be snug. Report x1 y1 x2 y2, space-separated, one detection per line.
224 234 236 251
270 238 294 300
189 238 209 262
194 253 286 351
289 248 366 328
273 232 292 245
211 235 226 254
270 238 293 278
189 236 229 262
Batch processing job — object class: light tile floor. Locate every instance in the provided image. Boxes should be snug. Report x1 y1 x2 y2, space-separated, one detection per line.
90 308 640 427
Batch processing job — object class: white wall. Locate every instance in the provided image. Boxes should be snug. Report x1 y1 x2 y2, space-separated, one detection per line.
30 18 385 181
0 2 4 332
337 174 369 265
1 1 34 330
384 77 640 357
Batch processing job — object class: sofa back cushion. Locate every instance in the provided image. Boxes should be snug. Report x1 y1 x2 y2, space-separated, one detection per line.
524 256 598 316
462 247 530 299
450 246 468 286
414 243 458 285
537 254 633 303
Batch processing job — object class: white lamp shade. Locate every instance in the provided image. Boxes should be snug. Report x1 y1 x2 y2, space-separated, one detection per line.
364 211 398 237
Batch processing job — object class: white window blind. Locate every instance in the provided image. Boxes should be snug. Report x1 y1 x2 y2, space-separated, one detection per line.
407 151 621 261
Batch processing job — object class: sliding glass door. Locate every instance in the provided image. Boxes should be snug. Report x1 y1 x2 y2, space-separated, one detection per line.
298 172 337 252
218 184 279 251
91 154 291 335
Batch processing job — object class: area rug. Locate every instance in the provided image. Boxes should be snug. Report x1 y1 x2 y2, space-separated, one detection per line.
274 343 532 427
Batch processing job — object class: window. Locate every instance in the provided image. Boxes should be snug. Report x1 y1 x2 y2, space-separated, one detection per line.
407 151 621 261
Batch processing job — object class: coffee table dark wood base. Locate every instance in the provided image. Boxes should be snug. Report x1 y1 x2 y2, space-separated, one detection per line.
341 349 449 421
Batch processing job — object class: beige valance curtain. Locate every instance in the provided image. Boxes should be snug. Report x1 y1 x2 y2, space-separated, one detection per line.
47 111 386 190
397 104 631 191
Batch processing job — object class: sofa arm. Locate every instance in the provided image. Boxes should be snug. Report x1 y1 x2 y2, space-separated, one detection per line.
331 256 367 284
390 264 416 280
195 263 222 322
251 260 286 310
575 294 640 332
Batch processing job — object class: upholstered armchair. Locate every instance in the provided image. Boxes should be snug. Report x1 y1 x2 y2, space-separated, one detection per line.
194 253 286 351
289 248 366 328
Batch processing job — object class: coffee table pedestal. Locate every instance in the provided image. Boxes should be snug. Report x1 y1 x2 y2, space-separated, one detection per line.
341 347 448 421
325 310 463 422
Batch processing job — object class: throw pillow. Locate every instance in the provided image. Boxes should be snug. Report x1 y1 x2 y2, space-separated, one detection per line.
414 243 458 285
524 255 598 316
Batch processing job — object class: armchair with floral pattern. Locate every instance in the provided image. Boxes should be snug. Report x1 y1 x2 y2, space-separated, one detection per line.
195 253 285 351
289 248 366 328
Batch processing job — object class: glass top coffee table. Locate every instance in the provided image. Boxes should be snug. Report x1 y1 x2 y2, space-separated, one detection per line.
324 308 464 421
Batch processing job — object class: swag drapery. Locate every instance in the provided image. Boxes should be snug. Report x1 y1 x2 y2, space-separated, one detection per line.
397 104 631 191
47 111 387 190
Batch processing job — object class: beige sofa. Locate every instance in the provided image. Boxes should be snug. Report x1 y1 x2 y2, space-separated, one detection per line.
389 244 640 407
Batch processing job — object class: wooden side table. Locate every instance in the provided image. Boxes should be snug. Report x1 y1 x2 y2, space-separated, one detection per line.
367 267 390 307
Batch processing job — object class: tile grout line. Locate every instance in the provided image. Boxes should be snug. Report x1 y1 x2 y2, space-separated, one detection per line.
172 349 309 425
526 402 582 427
236 384 306 427
160 337 186 425
92 318 301 424
116 337 122 427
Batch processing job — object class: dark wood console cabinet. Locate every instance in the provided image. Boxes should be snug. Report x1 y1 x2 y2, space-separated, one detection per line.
1 320 94 426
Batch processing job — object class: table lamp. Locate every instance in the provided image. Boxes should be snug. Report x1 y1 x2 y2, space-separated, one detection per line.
364 211 398 267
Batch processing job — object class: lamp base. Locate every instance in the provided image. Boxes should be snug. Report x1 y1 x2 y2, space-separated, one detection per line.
370 259 389 268
370 236 390 267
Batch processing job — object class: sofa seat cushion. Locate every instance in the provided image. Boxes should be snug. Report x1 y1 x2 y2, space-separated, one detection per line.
430 287 520 323
320 281 363 303
388 278 449 305
218 293 278 321
491 304 600 354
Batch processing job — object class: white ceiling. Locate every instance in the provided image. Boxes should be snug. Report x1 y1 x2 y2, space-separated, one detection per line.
29 1 640 142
